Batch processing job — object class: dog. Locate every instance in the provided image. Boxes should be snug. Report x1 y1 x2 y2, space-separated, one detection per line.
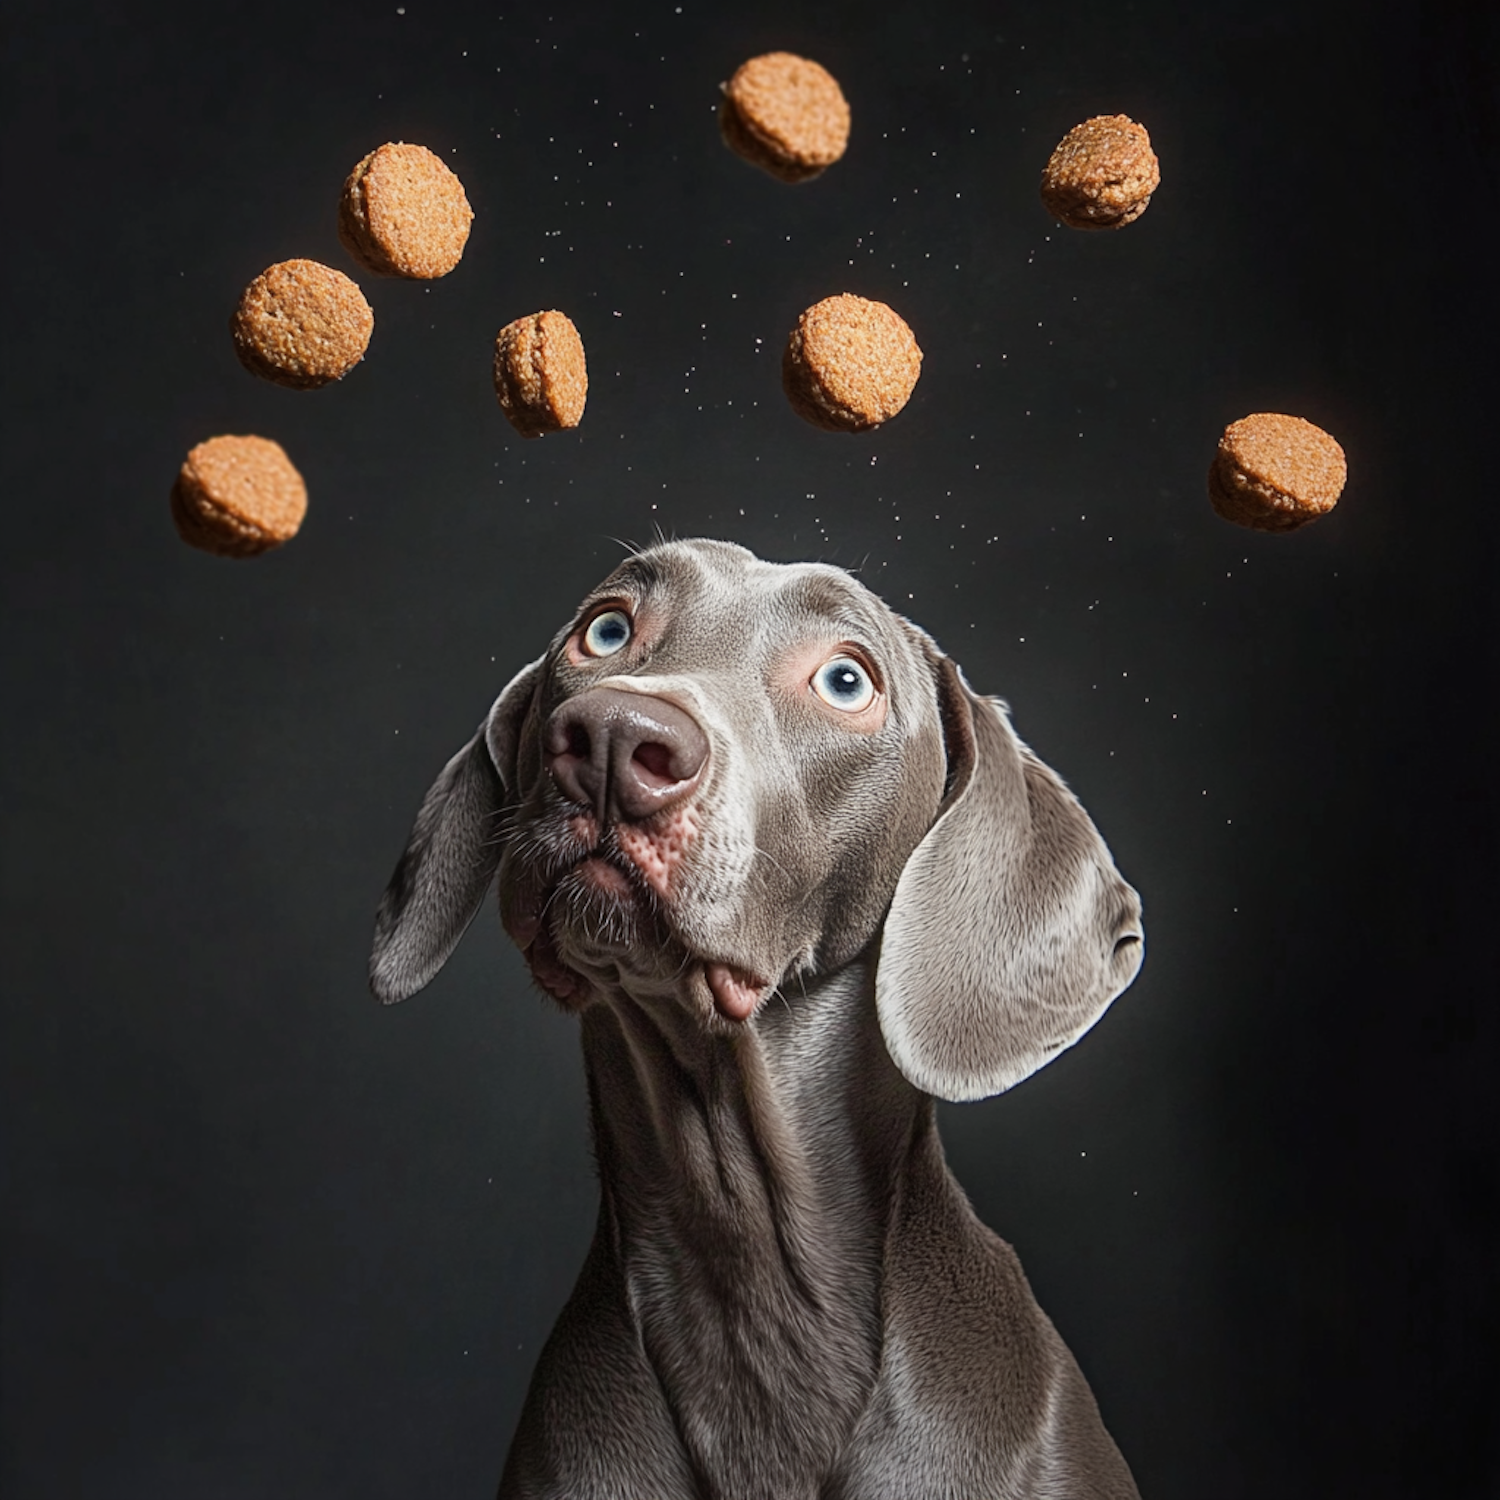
371 538 1145 1499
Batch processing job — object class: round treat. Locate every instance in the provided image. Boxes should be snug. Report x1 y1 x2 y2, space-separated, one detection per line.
782 294 922 433
493 310 588 438
338 141 474 279
1040 115 1160 230
230 259 373 390
1209 413 1347 533
720 52 850 183
170 435 308 558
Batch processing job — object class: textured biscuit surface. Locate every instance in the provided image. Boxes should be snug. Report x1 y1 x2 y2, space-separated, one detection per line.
171 435 308 557
231 259 373 389
1209 413 1347 532
1041 115 1161 230
782 294 922 432
720 52 850 183
338 142 474 279
493 311 588 438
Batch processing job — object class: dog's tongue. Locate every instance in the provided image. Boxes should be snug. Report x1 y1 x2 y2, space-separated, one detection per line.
706 961 763 1021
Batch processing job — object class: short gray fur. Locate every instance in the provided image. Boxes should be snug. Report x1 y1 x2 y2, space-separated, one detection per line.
370 539 1146 1499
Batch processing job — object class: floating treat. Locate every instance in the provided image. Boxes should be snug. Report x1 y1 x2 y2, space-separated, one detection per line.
338 141 474 279
493 310 588 438
1209 413 1347 533
782 294 922 432
1040 115 1160 230
170 435 308 558
230 259 373 390
720 52 850 183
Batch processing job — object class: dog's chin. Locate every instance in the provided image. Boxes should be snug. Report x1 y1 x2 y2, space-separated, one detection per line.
526 859 655 992
556 857 653 945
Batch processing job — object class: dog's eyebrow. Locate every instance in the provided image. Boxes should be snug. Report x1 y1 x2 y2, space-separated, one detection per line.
584 554 666 607
776 570 890 643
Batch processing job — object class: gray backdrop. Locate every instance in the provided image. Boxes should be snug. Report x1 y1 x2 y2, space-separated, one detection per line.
3 0 1495 1495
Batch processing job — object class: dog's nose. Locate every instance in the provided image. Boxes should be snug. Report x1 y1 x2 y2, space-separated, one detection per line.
544 689 708 822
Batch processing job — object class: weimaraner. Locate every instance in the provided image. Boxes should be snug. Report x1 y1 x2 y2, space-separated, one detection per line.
371 538 1146 1499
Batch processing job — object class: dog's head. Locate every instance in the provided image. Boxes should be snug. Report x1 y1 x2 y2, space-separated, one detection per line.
370 539 1143 1101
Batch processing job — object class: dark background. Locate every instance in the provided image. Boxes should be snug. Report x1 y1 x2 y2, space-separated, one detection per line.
3 0 1496 1494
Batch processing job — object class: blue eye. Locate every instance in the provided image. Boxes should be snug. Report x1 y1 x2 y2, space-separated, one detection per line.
812 656 876 712
582 608 632 657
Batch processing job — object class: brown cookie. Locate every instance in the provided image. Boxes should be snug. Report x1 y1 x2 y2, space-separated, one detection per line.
1040 115 1160 230
338 141 474 279
493 310 588 438
170 435 308 558
1209 413 1347 533
230 259 373 390
720 52 850 183
782 294 922 433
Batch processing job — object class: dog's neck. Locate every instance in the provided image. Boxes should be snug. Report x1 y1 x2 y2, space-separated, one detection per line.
578 955 929 1493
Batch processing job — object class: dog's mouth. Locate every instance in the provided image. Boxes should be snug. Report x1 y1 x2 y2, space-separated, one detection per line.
508 841 654 949
504 847 654 1006
503 810 769 1022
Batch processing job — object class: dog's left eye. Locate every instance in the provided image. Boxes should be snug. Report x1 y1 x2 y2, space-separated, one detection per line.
812 656 876 712
582 608 633 657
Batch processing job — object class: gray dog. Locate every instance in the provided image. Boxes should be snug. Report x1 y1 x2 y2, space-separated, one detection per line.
371 538 1145 1499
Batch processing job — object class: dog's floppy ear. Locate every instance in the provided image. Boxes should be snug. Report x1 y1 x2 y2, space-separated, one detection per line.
875 651 1144 1102
369 657 543 1005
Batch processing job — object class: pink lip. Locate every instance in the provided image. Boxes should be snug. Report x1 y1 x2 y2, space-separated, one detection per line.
705 961 767 1022
577 856 634 897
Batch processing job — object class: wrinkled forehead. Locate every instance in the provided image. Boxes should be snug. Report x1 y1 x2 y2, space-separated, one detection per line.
565 539 930 695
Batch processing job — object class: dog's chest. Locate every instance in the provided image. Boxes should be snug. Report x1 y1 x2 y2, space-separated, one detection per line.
618 1181 883 1497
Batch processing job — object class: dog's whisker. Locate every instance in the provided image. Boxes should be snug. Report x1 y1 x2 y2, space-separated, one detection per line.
748 844 791 881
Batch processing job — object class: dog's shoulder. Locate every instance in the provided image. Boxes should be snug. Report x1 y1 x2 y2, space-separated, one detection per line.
829 1143 1139 1498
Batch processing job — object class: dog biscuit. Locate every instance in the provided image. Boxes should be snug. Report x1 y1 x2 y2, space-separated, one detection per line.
1040 115 1160 230
231 259 373 390
720 52 850 183
1209 413 1346 532
338 141 474 279
170 435 307 558
493 310 588 438
782 294 922 432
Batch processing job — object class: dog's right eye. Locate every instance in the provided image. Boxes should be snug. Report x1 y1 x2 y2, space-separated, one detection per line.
582 608 633 657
